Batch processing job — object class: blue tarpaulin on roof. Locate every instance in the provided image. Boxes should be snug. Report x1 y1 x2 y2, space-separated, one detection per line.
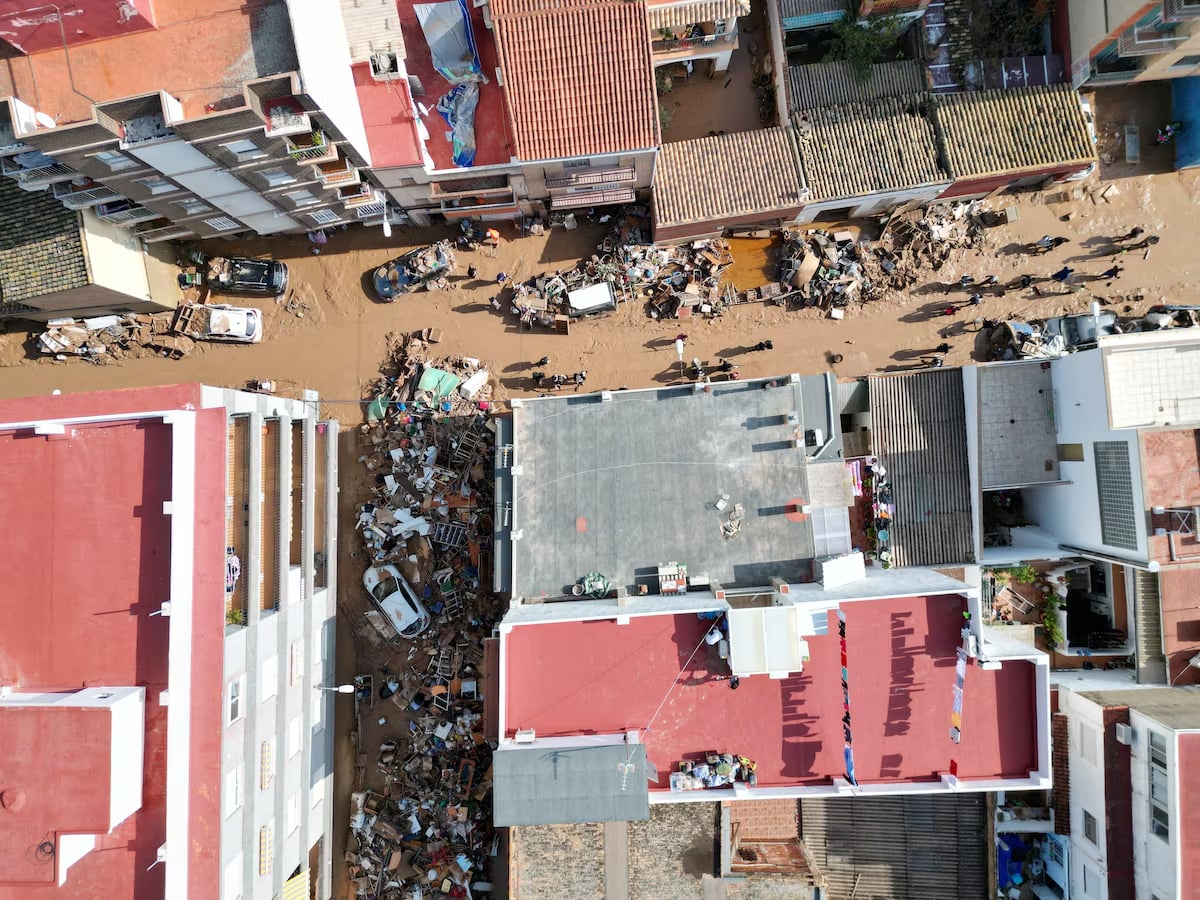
1172 76 1200 170
415 0 482 167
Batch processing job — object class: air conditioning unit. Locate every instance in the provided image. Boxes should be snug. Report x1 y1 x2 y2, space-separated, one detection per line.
369 51 403 82
514 728 536 744
1115 722 1134 745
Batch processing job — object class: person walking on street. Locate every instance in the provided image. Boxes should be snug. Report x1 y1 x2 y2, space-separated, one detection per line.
959 275 976 288
496 271 508 285
551 373 565 391
935 342 951 354
982 274 999 286
466 263 478 279
535 355 549 366
531 371 546 389
1127 235 1160 252
753 340 774 351
1097 265 1123 282
573 371 587 391
920 356 945 368
1116 226 1144 242
1052 266 1074 283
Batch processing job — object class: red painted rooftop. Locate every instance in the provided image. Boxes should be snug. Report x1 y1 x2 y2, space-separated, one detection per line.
1143 429 1200 565
0 0 276 124
1179 733 1200 898
354 62 424 169
504 595 1039 789
0 384 226 899
394 0 514 170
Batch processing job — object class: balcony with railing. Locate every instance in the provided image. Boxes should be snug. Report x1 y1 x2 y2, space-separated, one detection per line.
651 25 738 59
56 182 124 209
262 96 312 138
286 129 338 165
545 166 636 190
1165 0 1200 22
1118 22 1187 56
8 161 78 190
355 201 387 220
135 219 195 243
317 153 359 187
339 182 378 209
96 199 160 226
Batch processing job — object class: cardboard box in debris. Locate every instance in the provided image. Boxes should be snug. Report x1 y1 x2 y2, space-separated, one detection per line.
348 330 499 898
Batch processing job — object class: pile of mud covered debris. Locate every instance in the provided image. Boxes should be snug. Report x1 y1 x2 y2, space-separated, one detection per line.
510 237 733 329
35 312 195 362
766 202 988 312
347 330 501 899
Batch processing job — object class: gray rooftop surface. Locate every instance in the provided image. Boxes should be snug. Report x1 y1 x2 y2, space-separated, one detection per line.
1079 686 1200 730
509 376 841 597
493 744 650 826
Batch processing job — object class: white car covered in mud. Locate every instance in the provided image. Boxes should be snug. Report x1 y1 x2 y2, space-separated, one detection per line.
363 564 431 640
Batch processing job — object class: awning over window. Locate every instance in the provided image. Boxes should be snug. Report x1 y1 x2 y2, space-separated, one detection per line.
647 0 749 31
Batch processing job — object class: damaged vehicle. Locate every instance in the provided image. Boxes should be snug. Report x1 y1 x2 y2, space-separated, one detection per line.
372 241 455 301
190 254 289 297
363 564 431 639
171 303 264 344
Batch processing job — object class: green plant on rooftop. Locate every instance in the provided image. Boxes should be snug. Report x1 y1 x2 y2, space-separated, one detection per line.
1041 595 1064 649
823 15 906 82
993 564 1038 585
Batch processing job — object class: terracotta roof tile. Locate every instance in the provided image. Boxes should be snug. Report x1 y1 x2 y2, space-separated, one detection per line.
932 83 1096 180
654 126 806 228
795 95 948 202
491 0 660 161
647 0 750 31
786 59 928 112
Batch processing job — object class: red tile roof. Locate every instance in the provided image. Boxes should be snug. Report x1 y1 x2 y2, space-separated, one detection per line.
504 595 1039 789
490 0 660 161
0 385 226 899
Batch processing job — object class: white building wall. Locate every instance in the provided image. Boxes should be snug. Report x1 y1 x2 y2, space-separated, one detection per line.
1021 350 1149 565
285 0 373 166
1060 690 1110 900
1129 709 1179 899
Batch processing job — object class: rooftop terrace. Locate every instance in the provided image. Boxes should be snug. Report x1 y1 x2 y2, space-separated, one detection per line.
507 376 845 597
0 0 299 124
0 384 226 898
503 595 1039 790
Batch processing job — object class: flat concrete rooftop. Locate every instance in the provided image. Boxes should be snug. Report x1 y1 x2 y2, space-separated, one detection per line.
507 375 844 597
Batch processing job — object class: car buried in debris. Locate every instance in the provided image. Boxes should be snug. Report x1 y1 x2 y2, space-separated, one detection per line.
363 564 431 640
372 241 456 301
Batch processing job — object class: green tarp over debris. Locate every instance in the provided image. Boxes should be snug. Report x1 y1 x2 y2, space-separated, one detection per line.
419 367 462 399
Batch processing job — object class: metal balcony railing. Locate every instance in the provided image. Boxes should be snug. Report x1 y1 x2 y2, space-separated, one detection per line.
13 163 78 189
1118 24 1186 56
97 202 160 225
1164 0 1200 22
59 184 123 209
287 130 337 164
651 30 737 55
137 223 194 243
545 167 636 190
355 202 387 220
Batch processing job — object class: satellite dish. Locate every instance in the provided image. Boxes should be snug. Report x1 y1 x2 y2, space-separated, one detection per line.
34 111 56 129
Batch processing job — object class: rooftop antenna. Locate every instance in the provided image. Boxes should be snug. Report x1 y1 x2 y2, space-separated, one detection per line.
616 761 635 791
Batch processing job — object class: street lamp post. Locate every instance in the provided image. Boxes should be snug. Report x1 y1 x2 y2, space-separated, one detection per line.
315 684 355 694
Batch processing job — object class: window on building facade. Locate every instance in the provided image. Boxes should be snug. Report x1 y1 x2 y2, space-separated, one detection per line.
226 675 245 725
260 166 297 187
1149 730 1170 838
1083 810 1098 844
172 197 211 216
135 175 176 195
223 138 268 162
307 208 340 225
224 765 243 817
93 149 138 171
